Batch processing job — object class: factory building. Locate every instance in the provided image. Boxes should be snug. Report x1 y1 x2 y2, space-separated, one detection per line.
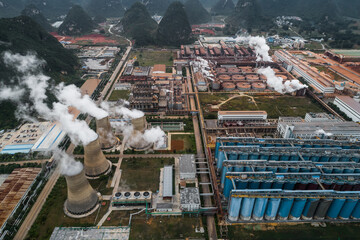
275 50 335 94
180 188 200 212
180 154 196 181
334 96 360 122
304 112 342 123
277 116 360 140
162 165 173 200
218 111 267 124
214 137 360 223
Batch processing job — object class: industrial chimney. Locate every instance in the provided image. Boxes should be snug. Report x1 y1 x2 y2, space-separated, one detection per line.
64 169 99 217
96 116 117 149
84 136 112 178
131 116 147 133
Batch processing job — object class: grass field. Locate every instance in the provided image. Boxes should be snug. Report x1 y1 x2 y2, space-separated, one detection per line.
108 90 130 101
199 94 324 119
119 158 174 192
26 177 111 240
129 215 205 240
171 134 196 154
228 223 360 240
129 50 174 66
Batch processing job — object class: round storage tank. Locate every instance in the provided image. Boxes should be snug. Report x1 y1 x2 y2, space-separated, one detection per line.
273 68 280 73
232 75 246 81
240 67 253 73
228 67 241 73
223 82 236 91
246 74 259 81
219 75 231 81
216 68 227 73
260 75 267 80
252 83 266 91
237 82 251 91
212 81 221 90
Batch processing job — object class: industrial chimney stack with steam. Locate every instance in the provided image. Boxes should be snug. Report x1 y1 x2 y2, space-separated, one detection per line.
64 169 99 217
84 136 112 178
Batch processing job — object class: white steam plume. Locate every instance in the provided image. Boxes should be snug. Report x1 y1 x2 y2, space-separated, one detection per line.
0 52 98 145
0 85 25 101
116 107 144 119
258 67 307 94
315 129 333 137
56 84 108 120
143 127 166 148
234 36 272 62
54 149 83 176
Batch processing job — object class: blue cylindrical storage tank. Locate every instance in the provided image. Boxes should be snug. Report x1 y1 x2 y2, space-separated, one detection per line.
355 169 360 173
290 198 307 220
280 155 290 161
289 167 299 173
330 156 339 162
236 180 248 189
215 141 221 160
221 166 229 187
300 167 310 173
310 156 320 162
244 166 252 172
223 178 234 199
234 166 244 172
339 199 358 219
343 168 355 174
278 198 294 220
272 182 284 189
284 182 295 190
302 155 310 161
352 157 360 163
217 151 226 170
266 167 277 172
314 199 333 219
319 156 330 162
290 155 299 161
270 155 279 161
228 197 242 222
322 168 332 174
249 154 259 160
260 181 272 189
264 198 281 220
229 153 238 161
260 155 269 160
327 199 346 219
253 198 269 220
255 167 266 172
240 197 256 220
239 154 248 160
351 201 360 219
278 167 288 173
249 181 260 189
302 198 320 219
332 168 342 174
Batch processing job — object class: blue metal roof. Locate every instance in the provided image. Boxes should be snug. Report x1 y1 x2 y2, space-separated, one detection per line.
1 144 34 154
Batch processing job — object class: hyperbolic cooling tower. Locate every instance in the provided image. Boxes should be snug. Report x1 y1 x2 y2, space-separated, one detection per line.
64 169 99 216
84 136 112 178
96 116 117 149
131 116 147 133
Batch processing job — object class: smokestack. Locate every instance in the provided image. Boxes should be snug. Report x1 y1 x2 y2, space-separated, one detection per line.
84 136 112 178
131 116 147 133
64 169 99 216
96 116 117 149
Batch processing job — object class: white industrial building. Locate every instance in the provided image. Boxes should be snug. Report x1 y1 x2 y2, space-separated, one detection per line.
217 111 268 123
180 187 200 212
334 96 360 122
304 112 342 123
162 165 173 199
179 154 196 180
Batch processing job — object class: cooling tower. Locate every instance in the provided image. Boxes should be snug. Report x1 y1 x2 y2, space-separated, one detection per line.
131 116 147 133
96 116 117 149
84 136 112 178
64 169 99 217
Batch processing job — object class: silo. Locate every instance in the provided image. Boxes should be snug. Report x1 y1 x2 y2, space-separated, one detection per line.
327 198 346 219
289 198 307 220
228 67 241 73
222 82 236 91
314 199 332 219
278 198 294 220
237 83 251 91
351 201 360 219
131 116 147 133
232 75 246 81
64 169 99 217
302 198 320 220
339 199 358 219
96 116 117 149
84 136 112 178
264 198 281 220
240 197 256 220
219 75 231 81
252 83 266 91
252 198 269 220
228 197 242 222
246 74 260 81
212 81 221 90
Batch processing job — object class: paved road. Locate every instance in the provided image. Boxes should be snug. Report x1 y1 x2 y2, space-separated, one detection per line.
74 154 182 159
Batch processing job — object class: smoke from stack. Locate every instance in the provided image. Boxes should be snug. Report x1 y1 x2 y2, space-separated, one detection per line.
235 36 307 93
54 150 83 176
84 136 111 177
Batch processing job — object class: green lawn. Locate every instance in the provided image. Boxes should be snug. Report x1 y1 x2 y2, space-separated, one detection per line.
129 50 174 66
200 94 325 119
119 158 174 192
26 176 111 240
130 215 205 240
108 90 130 101
228 223 360 240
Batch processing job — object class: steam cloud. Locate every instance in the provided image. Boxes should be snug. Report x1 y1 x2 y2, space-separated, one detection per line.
235 35 307 93
315 129 333 137
0 52 98 145
54 149 83 176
